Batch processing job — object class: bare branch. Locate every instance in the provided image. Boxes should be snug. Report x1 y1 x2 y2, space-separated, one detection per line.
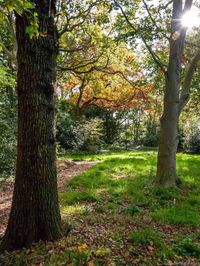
76 77 87 111
59 47 84 53
179 47 200 112
0 36 16 64
5 12 17 52
58 52 105 73
160 0 173 10
58 1 98 36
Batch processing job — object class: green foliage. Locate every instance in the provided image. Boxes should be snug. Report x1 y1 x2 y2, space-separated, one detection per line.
152 205 200 227
59 190 101 205
25 12 38 39
175 237 200 258
0 65 17 177
56 101 80 150
80 118 103 152
122 205 142 215
57 103 103 152
67 245 92 266
0 0 34 14
185 125 200 154
85 107 120 145
152 186 182 207
129 228 164 247
142 118 159 147
0 0 38 39
156 246 175 260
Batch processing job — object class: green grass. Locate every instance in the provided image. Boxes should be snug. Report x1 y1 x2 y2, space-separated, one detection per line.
60 150 200 263
60 151 200 229
129 228 176 259
63 151 200 223
129 228 164 247
60 190 101 205
1 150 200 265
152 204 200 227
175 237 200 258
61 149 157 161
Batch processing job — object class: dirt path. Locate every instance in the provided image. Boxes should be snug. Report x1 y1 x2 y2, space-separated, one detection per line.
0 160 98 237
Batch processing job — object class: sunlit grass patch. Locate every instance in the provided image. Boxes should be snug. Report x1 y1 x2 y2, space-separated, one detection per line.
111 185 127 194
184 176 196 185
64 149 157 162
59 190 101 205
61 204 92 216
95 188 109 195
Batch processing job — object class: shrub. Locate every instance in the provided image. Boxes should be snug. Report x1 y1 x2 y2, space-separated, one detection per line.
0 66 17 177
56 102 83 150
142 118 159 147
79 118 103 152
185 126 200 154
57 106 104 152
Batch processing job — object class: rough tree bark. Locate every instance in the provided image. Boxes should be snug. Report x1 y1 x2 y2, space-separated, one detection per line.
0 0 62 251
156 0 193 187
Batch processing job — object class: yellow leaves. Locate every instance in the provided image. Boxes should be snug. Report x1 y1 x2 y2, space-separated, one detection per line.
77 243 88 253
125 54 135 64
61 69 154 112
59 30 153 112
95 246 111 257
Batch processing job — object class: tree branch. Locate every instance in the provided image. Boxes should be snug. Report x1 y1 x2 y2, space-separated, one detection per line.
58 1 99 36
59 52 107 74
142 0 170 41
179 47 200 112
114 0 167 75
0 36 16 64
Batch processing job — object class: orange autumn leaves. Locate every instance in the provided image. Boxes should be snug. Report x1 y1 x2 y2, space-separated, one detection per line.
60 46 154 113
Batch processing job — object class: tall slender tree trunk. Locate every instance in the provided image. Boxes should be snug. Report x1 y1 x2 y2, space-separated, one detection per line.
156 0 192 187
1 0 62 251
156 66 180 187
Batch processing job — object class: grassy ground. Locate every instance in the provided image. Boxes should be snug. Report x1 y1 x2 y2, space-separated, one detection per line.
1 150 200 265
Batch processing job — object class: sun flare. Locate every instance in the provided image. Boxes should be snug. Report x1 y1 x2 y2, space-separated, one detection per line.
181 8 200 28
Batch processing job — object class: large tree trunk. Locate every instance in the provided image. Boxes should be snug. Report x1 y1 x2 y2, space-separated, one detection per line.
1 0 62 251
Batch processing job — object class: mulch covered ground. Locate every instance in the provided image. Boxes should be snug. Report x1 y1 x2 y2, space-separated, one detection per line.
0 160 98 238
